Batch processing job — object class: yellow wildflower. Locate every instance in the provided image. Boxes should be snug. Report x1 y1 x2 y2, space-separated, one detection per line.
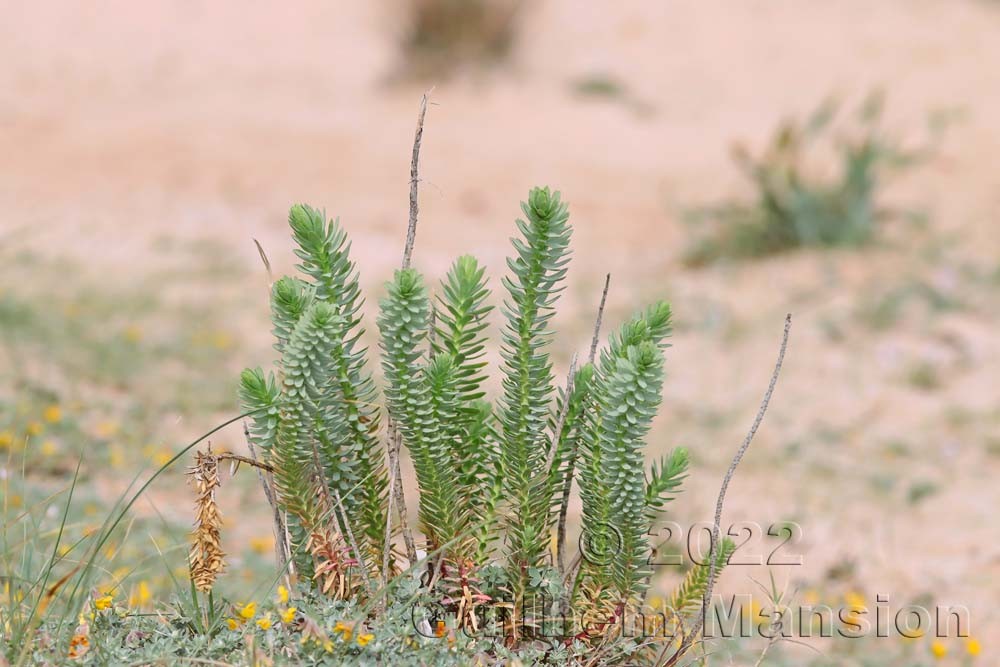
323 640 334 652
109 445 124 469
281 607 297 624
277 584 289 604
43 405 62 423
250 535 273 555
95 420 119 438
333 621 353 641
226 618 240 630
93 595 113 611
256 614 273 630
0 430 12 449
239 602 256 620
749 600 764 623
41 440 57 456
930 640 947 659
26 421 43 436
145 444 172 466
844 591 865 610
967 637 981 656
357 633 374 647
123 325 143 343
129 581 151 608
210 330 233 350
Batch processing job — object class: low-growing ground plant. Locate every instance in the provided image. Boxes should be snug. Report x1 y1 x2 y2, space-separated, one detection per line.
684 92 936 265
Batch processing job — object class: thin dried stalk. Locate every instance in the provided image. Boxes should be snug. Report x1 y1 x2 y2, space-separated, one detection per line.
557 274 611 579
389 93 433 567
402 90 431 269
661 313 791 667
242 423 291 577
390 424 418 566
333 486 374 595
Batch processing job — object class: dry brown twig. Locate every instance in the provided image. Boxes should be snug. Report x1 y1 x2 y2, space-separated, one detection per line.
558 273 611 583
242 423 292 577
661 313 792 667
588 273 612 364
387 91 434 572
333 486 375 595
543 353 578 479
246 240 293 578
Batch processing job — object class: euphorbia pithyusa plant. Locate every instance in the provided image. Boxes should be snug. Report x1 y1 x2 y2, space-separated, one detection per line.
200 186 734 660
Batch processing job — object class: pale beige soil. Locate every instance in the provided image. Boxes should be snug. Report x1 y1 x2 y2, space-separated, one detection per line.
3 0 1000 651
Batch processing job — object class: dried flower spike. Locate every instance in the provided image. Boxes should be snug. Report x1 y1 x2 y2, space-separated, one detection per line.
188 449 225 592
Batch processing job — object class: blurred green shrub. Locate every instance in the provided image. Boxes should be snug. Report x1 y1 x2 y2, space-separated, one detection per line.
685 92 937 265
399 0 521 78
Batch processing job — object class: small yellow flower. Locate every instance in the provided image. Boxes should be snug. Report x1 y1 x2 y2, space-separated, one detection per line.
930 640 947 659
43 405 62 423
210 330 233 350
0 430 12 449
967 637 981 656
357 633 374 647
129 581 151 608
93 595 113 611
333 621 353 641
95 421 119 438
25 421 43 437
256 614 273 631
109 445 125 469
323 639 334 653
802 588 821 605
280 607 297 624
9 494 22 508
40 440 58 456
123 325 143 343
238 602 256 620
226 618 240 630
277 584 289 604
844 591 866 610
145 445 171 466
250 536 274 555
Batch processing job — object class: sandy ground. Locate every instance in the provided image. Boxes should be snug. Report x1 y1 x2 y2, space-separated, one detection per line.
3 0 1000 651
